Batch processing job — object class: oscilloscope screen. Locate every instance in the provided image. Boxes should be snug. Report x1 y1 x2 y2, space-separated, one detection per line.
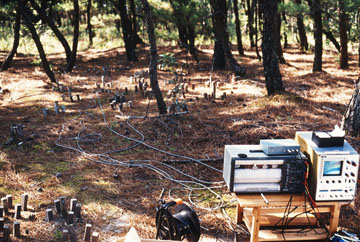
323 160 343 176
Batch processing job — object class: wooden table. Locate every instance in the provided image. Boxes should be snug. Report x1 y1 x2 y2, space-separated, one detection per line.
236 194 345 242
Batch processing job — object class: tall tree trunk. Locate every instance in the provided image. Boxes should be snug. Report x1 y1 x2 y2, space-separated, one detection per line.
276 10 286 64
29 0 72 63
86 0 93 47
115 0 138 62
169 0 188 48
212 39 226 69
282 11 288 49
187 24 199 63
19 1 56 83
341 79 360 136
358 9 360 67
233 0 244 56
262 0 284 95
140 0 167 114
323 30 340 52
129 0 145 45
66 0 79 72
1 5 21 71
295 0 308 51
169 0 199 62
246 0 255 47
211 0 246 76
311 0 322 72
254 0 261 61
339 0 348 69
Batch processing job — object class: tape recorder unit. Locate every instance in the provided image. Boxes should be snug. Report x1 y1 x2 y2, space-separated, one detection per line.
223 139 307 193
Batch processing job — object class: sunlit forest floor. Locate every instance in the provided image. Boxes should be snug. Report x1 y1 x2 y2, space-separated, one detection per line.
0 45 359 241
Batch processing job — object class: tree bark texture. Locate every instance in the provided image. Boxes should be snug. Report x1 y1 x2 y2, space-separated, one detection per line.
141 0 167 114
66 0 79 72
255 0 261 61
282 11 288 49
276 11 286 64
86 0 93 47
233 0 244 56
29 0 72 63
341 79 360 137
19 0 56 83
311 0 322 72
115 0 138 61
210 0 246 76
358 9 360 67
212 39 226 69
295 0 308 51
246 0 255 47
261 0 284 95
323 30 340 52
129 0 145 45
169 0 199 62
339 0 348 69
1 5 21 71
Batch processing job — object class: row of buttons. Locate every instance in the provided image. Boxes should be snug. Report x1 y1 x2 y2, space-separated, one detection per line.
324 179 356 184
318 194 353 198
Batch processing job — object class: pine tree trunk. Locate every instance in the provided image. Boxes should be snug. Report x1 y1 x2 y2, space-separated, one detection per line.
211 0 246 76
66 0 79 72
282 11 288 49
246 0 255 47
358 9 360 67
233 0 244 56
255 0 261 61
212 39 226 69
86 0 93 47
262 0 284 95
129 0 145 45
276 10 286 64
1 5 21 71
115 0 138 62
176 24 189 49
169 0 198 62
29 0 72 63
323 30 341 52
169 0 188 49
339 0 348 69
187 24 199 63
141 0 167 114
311 0 322 72
19 1 56 83
341 79 360 137
295 0 308 51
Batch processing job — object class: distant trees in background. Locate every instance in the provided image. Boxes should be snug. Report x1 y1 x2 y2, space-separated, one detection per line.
1 0 360 93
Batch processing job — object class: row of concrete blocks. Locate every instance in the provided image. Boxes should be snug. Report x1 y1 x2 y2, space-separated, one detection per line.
0 194 29 218
45 197 81 224
57 224 99 242
0 221 20 241
0 194 28 241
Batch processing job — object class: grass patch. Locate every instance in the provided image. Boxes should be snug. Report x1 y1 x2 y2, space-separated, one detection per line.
252 92 304 108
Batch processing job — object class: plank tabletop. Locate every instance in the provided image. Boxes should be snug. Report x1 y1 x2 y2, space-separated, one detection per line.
236 193 347 207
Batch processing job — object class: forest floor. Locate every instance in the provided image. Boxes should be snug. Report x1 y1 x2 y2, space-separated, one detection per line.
0 44 359 242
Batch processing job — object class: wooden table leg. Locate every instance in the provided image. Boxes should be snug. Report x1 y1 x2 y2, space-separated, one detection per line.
250 207 260 242
328 203 340 236
236 202 243 224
